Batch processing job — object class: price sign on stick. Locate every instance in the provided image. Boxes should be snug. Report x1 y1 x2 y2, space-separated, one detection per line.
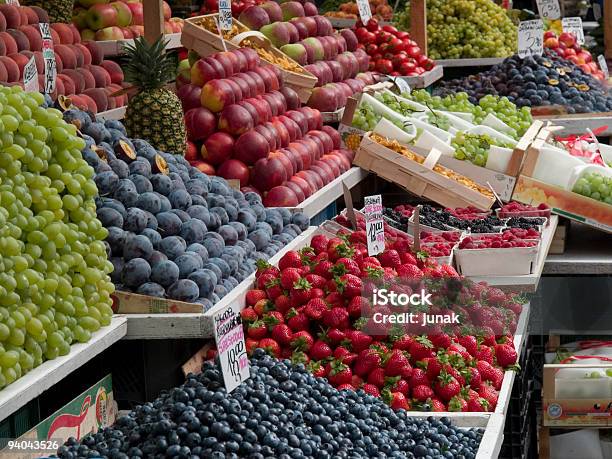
218 0 232 31
562 17 585 45
536 0 561 19
598 55 609 79
593 3 602 21
518 20 544 58
23 55 39 93
364 194 384 256
213 303 250 393
39 23 56 95
356 0 372 25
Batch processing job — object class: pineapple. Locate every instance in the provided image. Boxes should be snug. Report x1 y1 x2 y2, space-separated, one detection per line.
123 36 186 156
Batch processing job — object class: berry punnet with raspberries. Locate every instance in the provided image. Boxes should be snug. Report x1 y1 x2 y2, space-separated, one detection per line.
56 350 486 458
240 229 523 413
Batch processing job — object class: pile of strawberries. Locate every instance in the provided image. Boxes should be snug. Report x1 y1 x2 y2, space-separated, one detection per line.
240 229 523 413
459 228 540 250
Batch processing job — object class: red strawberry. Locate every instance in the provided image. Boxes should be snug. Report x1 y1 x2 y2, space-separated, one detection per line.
313 260 334 279
423 356 445 381
265 279 284 301
400 252 418 265
429 398 447 411
279 251 303 270
271 324 293 346
378 249 401 268
336 274 362 299
253 299 272 316
325 292 343 308
327 360 353 386
245 338 259 355
286 308 310 332
389 378 410 395
434 371 461 402
280 268 302 290
291 351 310 365
478 382 499 410
494 343 518 368
327 239 354 262
490 367 504 390
367 367 387 388
310 234 329 254
246 289 267 306
247 320 267 339
448 395 468 412
409 336 435 362
263 311 284 327
467 397 489 412
308 360 327 378
240 307 258 323
348 230 367 245
333 258 361 276
353 348 382 377
448 343 471 361
412 384 434 402
475 345 494 364
384 349 412 378
384 390 411 410
255 260 280 278
281 347 293 359
462 367 482 389
396 264 423 279
311 288 325 299
322 307 350 329
289 278 313 307
309 340 332 360
305 273 326 289
345 330 373 353
304 298 328 320
256 272 276 290
362 383 381 397
409 368 430 388
259 338 280 357
327 328 346 345
336 384 354 391
348 296 370 318
274 294 291 314
290 330 314 351
429 333 452 349
392 335 415 351
333 346 351 360
457 335 478 356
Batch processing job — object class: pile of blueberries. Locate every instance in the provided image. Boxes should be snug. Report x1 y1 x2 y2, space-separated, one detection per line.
56 349 485 459
435 51 612 113
64 109 310 311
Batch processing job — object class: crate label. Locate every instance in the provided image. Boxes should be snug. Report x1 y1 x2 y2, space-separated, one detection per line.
364 194 384 256
356 0 372 24
562 17 585 45
598 55 609 79
218 0 232 30
593 3 602 20
518 20 544 58
213 303 249 393
39 23 56 95
536 0 561 19
23 55 39 93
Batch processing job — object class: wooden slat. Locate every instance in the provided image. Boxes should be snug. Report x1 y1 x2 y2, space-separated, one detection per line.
410 0 427 55
143 0 164 44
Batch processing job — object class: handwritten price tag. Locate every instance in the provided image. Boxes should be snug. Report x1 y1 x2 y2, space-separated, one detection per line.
218 0 232 31
536 0 561 19
23 55 38 93
598 55 609 79
364 194 384 256
562 17 585 45
356 0 372 25
213 303 249 393
39 23 56 94
518 20 544 58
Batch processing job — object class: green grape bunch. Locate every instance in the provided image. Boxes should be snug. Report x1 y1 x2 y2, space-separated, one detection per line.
0 87 114 390
452 132 514 166
573 172 612 205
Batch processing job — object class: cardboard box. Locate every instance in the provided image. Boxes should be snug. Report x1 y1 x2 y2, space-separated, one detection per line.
111 290 204 314
181 14 316 103
0 375 117 459
354 133 496 210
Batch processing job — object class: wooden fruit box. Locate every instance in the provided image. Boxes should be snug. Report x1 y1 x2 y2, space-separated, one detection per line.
181 14 317 103
389 65 444 90
354 132 496 210
532 109 612 136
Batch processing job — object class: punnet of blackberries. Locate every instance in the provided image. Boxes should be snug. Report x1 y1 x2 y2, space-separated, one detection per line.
55 350 485 459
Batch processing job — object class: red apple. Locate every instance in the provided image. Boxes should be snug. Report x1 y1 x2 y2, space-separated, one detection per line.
233 129 270 165
184 107 216 142
201 132 234 165
217 159 250 187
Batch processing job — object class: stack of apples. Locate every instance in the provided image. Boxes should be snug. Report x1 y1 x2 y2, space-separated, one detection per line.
544 30 606 81
198 0 266 17
0 3 127 112
179 48 354 206
72 0 183 42
236 0 374 112
354 20 434 77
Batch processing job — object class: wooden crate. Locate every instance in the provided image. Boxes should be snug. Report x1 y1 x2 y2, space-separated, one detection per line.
181 14 316 103
354 132 496 210
549 219 569 254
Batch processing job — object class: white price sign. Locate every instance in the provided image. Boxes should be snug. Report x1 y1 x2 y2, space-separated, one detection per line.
39 23 56 94
518 20 544 58
356 0 372 25
23 55 38 93
218 0 232 31
536 0 561 19
562 17 585 45
598 55 609 79
364 194 384 256
392 77 411 94
593 3 602 20
213 303 250 393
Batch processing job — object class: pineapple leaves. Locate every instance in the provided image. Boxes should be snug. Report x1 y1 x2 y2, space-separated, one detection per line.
123 36 176 90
